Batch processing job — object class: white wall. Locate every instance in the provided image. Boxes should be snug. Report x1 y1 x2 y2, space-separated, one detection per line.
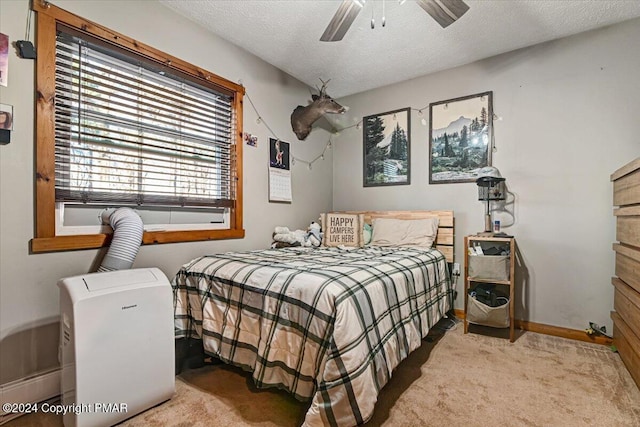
0 0 333 383
331 18 640 331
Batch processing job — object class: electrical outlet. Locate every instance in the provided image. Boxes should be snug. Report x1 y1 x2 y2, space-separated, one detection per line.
452 262 460 276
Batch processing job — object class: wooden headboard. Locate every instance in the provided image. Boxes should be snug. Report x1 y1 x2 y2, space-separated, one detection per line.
340 210 455 263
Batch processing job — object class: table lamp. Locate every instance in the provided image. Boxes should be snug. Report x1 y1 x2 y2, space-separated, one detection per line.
476 166 505 236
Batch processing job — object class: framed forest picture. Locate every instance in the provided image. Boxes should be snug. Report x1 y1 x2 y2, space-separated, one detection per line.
363 107 411 187
429 91 493 184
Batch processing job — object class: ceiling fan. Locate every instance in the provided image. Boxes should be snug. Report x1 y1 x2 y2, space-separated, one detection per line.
320 0 470 42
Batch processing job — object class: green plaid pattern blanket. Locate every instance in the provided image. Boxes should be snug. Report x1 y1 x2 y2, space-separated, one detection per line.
173 246 452 426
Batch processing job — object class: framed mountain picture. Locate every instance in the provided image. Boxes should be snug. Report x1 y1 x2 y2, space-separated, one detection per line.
363 107 411 187
429 91 493 184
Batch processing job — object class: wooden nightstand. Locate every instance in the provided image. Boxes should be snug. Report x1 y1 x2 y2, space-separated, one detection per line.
464 235 516 342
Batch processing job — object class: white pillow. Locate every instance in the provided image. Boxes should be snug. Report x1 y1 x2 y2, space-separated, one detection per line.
370 217 439 249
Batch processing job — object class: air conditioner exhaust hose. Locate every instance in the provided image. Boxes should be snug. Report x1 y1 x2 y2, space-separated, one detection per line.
97 207 144 272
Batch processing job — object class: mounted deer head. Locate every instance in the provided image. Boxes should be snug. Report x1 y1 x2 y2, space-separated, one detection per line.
291 79 346 141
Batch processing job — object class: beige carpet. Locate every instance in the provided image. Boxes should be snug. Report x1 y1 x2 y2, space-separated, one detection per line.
6 321 640 426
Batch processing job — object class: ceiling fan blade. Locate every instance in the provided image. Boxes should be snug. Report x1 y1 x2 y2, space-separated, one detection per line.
320 0 364 42
416 0 470 28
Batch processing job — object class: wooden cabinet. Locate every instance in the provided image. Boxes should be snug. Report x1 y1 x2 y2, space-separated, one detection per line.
611 157 640 389
464 235 516 342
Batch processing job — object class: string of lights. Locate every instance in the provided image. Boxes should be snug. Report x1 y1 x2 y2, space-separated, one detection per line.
245 90 363 170
244 91 501 169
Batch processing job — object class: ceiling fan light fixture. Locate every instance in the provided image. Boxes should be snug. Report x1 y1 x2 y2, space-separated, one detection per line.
321 0 469 42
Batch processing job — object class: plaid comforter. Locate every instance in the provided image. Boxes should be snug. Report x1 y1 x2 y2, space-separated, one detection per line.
173 246 452 426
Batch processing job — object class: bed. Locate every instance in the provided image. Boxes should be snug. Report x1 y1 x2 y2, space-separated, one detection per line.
172 210 454 426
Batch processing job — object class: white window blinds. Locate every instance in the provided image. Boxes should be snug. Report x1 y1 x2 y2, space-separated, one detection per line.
54 27 235 208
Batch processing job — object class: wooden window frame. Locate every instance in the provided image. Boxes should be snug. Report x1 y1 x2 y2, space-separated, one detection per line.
30 1 244 253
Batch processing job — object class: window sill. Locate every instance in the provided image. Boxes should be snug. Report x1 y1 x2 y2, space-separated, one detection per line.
30 228 245 253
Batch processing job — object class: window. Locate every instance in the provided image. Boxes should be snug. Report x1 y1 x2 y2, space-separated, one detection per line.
31 2 244 253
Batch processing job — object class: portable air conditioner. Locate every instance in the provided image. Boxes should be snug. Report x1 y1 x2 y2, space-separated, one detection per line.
58 268 175 427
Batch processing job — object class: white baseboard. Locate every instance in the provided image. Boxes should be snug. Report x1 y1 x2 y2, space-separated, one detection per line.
0 369 61 425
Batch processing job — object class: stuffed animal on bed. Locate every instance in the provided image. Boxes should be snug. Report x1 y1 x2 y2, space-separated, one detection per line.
272 222 322 248
307 222 322 247
272 226 307 248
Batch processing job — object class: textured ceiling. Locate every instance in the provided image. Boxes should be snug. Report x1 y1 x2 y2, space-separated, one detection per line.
159 0 640 98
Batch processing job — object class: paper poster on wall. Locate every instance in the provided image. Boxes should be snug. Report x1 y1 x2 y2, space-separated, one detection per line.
244 132 258 147
268 138 292 203
0 104 11 145
0 104 13 130
0 33 9 87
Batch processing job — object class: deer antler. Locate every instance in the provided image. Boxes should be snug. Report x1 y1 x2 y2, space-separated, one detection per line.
317 78 331 95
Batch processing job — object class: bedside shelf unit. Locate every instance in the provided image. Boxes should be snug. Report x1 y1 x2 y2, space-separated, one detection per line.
464 235 516 342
